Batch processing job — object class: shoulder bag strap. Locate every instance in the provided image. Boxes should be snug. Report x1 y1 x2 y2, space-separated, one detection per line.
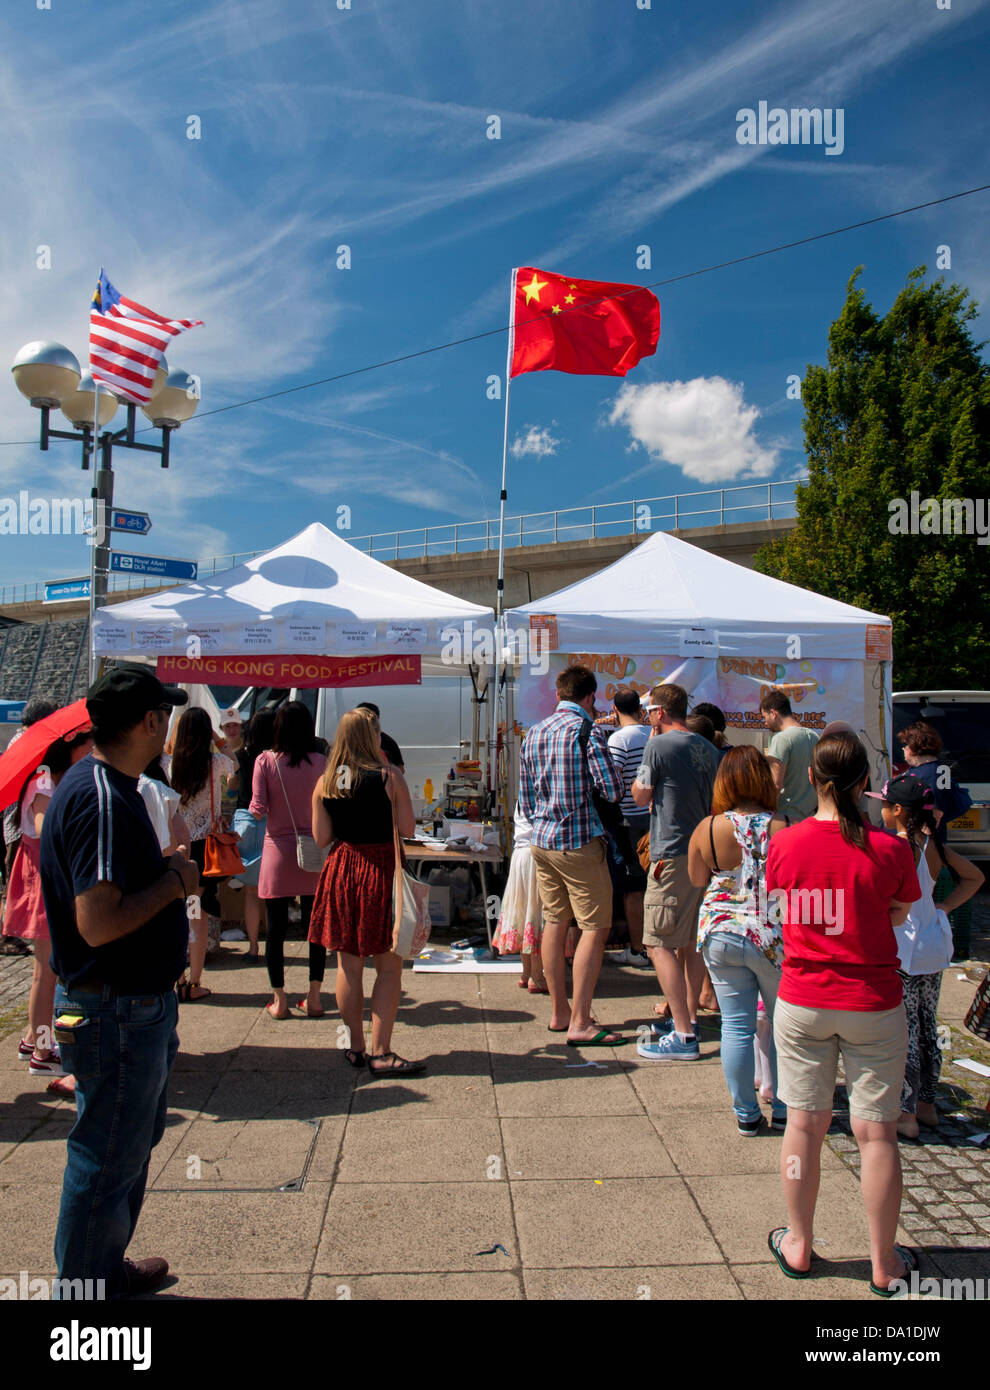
708 814 720 872
208 756 221 832
384 766 404 921
271 753 302 847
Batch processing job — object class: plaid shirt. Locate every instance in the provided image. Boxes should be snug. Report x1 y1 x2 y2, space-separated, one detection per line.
518 702 623 850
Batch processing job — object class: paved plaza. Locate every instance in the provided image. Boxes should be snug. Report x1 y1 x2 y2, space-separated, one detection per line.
1 935 988 1301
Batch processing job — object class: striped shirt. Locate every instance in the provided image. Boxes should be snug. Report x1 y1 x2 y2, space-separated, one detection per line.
607 722 650 818
518 702 623 851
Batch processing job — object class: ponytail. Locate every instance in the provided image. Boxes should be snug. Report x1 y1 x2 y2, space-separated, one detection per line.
811 733 871 850
905 804 959 884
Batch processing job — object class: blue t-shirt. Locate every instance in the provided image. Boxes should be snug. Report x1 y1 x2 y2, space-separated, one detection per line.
40 754 189 993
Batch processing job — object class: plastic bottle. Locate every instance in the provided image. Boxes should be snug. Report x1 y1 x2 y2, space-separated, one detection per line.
424 778 434 803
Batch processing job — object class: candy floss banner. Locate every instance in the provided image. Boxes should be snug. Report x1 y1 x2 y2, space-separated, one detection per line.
515 652 865 733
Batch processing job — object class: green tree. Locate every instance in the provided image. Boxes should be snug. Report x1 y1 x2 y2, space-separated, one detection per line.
754 267 990 689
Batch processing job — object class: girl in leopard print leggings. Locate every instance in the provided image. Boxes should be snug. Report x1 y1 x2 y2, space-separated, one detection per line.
875 774 984 1139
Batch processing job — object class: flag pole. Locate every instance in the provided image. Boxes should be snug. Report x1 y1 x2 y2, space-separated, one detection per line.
489 268 517 833
87 368 100 685
495 266 517 628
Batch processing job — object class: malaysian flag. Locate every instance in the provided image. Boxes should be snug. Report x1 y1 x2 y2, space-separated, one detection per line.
89 269 202 405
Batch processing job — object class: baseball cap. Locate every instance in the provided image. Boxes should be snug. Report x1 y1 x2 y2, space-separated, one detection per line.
86 663 188 726
820 719 856 739
220 707 244 725
864 772 936 808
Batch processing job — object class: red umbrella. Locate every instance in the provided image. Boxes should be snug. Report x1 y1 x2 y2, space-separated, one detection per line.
0 699 92 809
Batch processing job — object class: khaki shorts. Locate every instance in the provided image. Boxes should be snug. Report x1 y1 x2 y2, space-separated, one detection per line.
642 854 705 951
530 840 612 934
774 997 908 1122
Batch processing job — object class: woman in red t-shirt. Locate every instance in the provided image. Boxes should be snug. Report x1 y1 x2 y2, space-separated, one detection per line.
764 732 921 1296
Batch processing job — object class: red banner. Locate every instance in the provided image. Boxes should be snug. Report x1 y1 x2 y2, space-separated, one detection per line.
156 653 422 689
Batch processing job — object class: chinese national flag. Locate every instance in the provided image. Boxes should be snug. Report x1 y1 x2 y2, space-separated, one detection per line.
510 267 660 378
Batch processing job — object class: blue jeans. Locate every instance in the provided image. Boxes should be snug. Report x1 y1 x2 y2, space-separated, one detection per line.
702 932 785 1123
53 983 179 1299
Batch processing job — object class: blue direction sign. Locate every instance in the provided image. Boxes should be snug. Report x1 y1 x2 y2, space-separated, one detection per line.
110 508 152 536
44 577 91 604
110 552 197 581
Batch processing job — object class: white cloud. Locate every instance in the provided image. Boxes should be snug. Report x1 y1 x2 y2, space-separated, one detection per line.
608 378 777 484
510 425 559 459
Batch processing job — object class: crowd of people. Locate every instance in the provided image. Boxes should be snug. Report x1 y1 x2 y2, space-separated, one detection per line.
0 657 983 1300
500 662 983 1295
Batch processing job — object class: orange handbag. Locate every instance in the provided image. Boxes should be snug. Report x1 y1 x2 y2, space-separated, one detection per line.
202 764 244 878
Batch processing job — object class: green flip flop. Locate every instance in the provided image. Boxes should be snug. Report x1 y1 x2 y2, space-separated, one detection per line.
566 1029 628 1047
869 1244 918 1297
768 1227 813 1279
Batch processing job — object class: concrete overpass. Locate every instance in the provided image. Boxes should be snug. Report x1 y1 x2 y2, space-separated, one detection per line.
0 515 796 623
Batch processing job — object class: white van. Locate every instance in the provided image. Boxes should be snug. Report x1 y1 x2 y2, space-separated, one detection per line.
892 690 990 862
224 677 482 803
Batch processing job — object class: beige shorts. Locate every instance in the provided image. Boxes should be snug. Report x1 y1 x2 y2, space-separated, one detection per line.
773 997 908 1122
530 840 612 934
642 854 705 952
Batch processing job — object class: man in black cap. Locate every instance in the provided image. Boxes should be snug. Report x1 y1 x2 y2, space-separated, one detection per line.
40 663 199 1299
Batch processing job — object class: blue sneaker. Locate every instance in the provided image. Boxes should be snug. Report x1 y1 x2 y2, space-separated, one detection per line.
637 1031 700 1061
651 1017 700 1043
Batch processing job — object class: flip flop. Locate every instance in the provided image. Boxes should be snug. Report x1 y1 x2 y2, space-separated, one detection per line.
869 1244 918 1297
566 1029 628 1047
767 1227 812 1279
265 1002 291 1020
295 999 326 1017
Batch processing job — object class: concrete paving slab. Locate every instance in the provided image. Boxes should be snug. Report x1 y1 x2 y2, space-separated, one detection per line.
523 1264 743 1300
349 1069 498 1117
137 1273 311 1300
690 1170 874 1263
0 1182 62 1267
501 1115 676 1179
315 1181 516 1273
510 1177 722 1268
494 1070 642 1118
731 1260 875 1300
309 1272 522 1300
137 1182 333 1273
655 1108 846 1176
337 1114 503 1183
199 1069 355 1117
624 1057 740 1111
0 1118 73 1182
226 1040 354 1071
151 1116 322 1190
925 1244 990 1281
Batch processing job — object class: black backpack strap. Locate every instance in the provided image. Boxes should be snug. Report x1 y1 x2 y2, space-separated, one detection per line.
708 814 720 872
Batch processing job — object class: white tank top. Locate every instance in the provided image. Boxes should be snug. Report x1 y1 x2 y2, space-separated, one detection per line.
898 842 953 976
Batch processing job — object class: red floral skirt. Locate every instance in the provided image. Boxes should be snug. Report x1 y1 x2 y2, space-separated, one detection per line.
308 840 398 957
3 835 48 942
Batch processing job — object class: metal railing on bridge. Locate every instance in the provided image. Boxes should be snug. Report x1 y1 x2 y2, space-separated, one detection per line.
0 476 806 607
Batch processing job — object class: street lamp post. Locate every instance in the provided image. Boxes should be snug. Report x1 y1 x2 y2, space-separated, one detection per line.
10 342 200 682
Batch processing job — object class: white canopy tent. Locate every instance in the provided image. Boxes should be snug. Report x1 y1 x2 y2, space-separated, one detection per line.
504 530 894 797
92 522 496 790
92 521 493 678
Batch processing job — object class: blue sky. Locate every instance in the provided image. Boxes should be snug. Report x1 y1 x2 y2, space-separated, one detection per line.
1 0 989 590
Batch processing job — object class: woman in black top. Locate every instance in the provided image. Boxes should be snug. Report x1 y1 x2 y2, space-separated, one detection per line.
309 708 423 1076
235 708 276 959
